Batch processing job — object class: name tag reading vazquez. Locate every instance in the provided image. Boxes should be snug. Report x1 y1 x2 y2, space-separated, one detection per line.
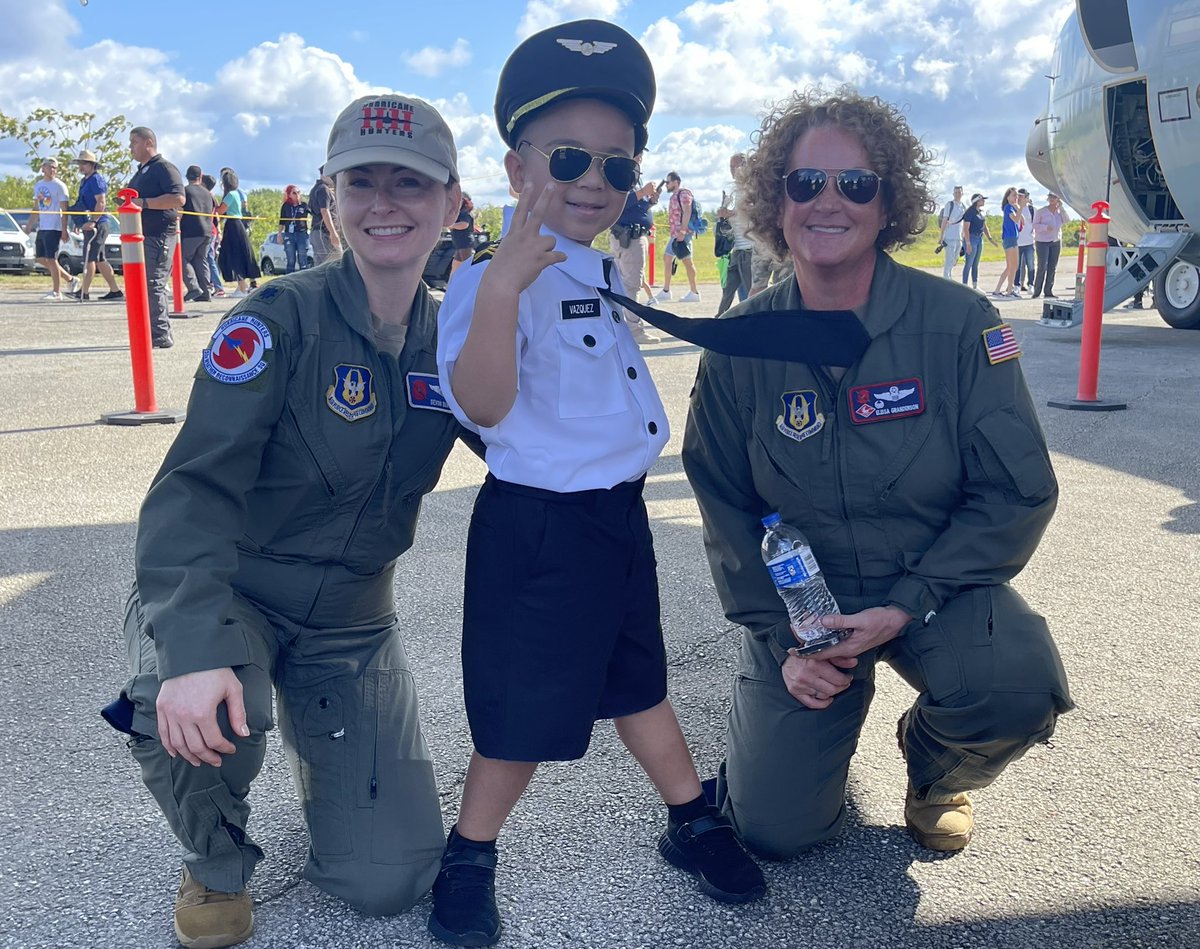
560 298 600 320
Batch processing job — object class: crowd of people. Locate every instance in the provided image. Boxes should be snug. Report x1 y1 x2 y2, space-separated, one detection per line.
24 134 344 347
936 185 1070 297
91 19 1072 949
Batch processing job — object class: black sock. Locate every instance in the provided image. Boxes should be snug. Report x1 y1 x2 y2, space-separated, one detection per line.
449 824 497 852
667 793 710 826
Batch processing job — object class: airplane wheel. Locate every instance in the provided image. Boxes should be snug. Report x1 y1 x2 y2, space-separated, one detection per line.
1154 260 1200 329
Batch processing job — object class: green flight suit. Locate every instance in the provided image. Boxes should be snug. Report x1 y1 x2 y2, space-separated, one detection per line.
115 252 462 914
682 253 1073 859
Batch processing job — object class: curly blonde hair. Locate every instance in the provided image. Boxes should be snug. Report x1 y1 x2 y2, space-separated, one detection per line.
739 87 936 260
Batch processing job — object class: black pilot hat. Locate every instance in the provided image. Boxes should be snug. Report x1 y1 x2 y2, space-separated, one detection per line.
494 19 656 155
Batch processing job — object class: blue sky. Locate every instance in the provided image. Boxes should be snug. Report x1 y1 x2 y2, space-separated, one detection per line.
0 0 1076 209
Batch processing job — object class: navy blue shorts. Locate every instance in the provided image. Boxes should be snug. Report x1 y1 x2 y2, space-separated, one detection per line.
462 474 668 762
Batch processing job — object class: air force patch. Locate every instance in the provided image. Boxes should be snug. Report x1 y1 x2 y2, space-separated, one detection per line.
776 390 824 443
406 372 452 413
202 316 273 384
326 364 377 421
848 377 925 424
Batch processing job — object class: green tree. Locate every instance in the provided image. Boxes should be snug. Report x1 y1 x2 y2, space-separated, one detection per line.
0 108 131 194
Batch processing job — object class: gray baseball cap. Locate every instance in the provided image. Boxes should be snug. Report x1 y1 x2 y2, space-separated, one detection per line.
325 94 459 183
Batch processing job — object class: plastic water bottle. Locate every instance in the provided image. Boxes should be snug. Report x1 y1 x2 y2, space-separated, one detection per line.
760 513 845 654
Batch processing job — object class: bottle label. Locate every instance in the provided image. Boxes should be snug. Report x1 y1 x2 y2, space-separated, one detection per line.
766 548 819 587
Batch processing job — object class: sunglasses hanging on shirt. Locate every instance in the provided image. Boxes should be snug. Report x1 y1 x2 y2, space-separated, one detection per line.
782 167 881 205
519 142 641 193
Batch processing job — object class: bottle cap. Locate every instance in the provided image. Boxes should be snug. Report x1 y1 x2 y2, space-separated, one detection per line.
761 513 782 528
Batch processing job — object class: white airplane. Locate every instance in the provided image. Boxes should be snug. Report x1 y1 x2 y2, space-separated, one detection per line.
1026 0 1200 329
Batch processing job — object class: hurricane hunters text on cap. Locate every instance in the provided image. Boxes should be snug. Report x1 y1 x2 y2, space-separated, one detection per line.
324 94 459 183
494 19 656 154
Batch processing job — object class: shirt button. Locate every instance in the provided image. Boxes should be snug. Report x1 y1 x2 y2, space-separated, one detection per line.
627 367 637 379
648 421 658 435
611 311 621 323
583 335 596 348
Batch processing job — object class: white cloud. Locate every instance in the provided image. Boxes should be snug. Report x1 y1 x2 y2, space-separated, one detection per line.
235 113 271 138
517 0 630 38
405 39 472 78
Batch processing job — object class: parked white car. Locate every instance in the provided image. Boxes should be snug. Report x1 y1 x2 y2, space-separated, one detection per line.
258 232 314 275
9 210 123 275
0 210 37 274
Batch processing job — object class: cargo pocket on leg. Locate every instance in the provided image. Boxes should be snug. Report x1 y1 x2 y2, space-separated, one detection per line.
284 686 353 858
359 667 445 867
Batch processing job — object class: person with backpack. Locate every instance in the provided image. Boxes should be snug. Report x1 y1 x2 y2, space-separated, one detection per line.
654 171 701 303
937 185 965 280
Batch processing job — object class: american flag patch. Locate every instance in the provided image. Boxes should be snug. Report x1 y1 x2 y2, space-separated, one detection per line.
982 323 1021 364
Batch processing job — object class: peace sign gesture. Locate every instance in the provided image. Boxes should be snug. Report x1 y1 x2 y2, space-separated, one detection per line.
485 182 567 297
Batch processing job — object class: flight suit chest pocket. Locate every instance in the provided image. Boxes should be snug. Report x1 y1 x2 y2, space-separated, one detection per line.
555 321 625 419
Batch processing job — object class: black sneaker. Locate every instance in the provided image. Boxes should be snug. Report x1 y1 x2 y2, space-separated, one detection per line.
101 290 124 300
184 289 201 302
429 828 501 947
195 293 212 302
1044 292 1058 299
69 290 91 301
153 337 175 349
658 808 766 904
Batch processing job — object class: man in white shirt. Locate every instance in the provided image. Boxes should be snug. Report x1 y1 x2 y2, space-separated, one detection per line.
28 158 78 301
938 185 965 280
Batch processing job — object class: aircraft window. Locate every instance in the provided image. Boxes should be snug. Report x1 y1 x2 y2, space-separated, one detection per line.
1168 14 1200 48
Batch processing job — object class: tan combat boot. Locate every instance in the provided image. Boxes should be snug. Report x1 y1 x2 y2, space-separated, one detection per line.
896 710 974 851
173 866 253 949
903 785 974 851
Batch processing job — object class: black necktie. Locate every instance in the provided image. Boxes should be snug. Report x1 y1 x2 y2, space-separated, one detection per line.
600 262 871 367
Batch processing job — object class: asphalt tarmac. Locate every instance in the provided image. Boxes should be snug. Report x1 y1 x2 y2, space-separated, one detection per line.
1 265 1197 949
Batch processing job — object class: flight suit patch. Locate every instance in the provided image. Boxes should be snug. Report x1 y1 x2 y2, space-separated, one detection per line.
560 298 600 319
406 372 452 413
776 389 824 443
982 323 1022 364
201 315 273 385
325 364 377 421
847 377 925 424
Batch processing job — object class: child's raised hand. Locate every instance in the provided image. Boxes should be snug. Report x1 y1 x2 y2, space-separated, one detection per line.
485 183 567 296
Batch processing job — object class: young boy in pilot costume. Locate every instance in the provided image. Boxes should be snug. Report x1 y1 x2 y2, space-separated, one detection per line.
432 19 766 947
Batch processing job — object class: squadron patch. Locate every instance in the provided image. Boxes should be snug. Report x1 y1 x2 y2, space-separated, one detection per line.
406 371 452 413
847 377 925 425
326 364 377 421
776 390 824 444
202 315 273 385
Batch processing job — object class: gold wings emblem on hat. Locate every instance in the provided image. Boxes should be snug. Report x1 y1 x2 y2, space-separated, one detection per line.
556 39 618 56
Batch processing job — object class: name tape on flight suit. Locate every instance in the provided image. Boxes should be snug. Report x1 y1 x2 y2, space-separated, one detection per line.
406 372 452 413
847 377 925 424
202 316 273 385
560 299 600 319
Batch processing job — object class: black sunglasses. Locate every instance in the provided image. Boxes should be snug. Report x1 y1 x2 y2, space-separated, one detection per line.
782 167 881 205
519 142 640 192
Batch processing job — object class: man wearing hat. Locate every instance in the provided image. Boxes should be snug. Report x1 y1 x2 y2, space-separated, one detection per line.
103 94 468 948
28 157 78 301
68 149 124 302
432 18 765 948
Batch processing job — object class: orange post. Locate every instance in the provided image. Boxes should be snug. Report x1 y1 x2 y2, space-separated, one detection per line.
100 189 185 426
1076 204 1109 402
170 239 188 317
648 224 656 286
1076 222 1087 275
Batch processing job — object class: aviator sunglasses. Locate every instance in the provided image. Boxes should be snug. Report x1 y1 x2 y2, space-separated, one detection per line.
519 142 641 192
783 167 881 205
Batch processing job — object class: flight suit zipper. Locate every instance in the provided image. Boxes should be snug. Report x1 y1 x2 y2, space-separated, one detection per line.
815 367 865 597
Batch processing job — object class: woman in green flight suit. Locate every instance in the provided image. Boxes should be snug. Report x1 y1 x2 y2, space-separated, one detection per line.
105 95 467 949
683 89 1073 861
